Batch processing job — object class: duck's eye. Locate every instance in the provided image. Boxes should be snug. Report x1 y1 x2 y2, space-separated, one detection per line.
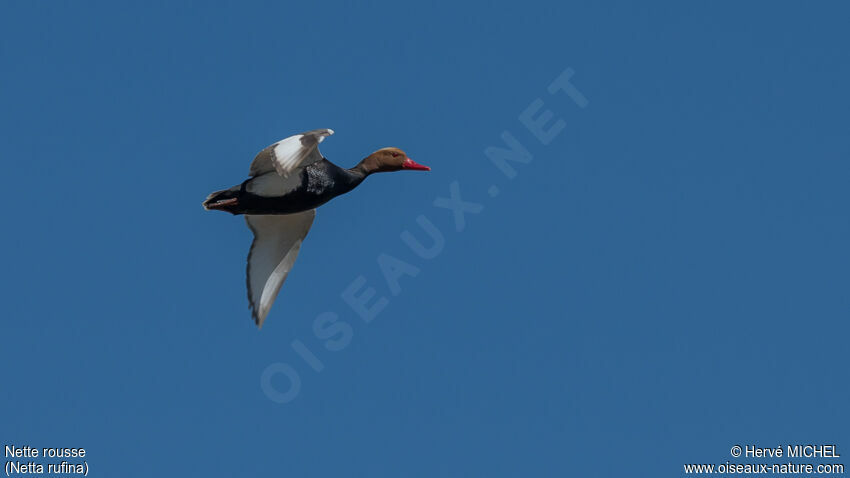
391 152 399 157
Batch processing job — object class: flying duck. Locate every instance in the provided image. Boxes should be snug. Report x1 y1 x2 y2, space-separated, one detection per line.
203 129 430 327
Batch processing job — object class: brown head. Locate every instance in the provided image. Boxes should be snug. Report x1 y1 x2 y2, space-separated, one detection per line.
356 147 430 175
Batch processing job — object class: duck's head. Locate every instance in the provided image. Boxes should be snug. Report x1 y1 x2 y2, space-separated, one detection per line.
359 147 430 174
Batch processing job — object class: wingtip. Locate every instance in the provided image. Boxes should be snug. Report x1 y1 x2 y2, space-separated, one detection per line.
316 128 334 143
249 306 265 329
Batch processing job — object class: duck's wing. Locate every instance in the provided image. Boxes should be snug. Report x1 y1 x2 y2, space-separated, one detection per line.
249 129 334 177
245 210 316 327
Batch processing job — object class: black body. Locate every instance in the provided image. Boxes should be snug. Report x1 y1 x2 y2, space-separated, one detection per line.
205 158 366 215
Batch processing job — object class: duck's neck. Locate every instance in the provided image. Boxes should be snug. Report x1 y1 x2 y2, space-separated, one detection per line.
339 161 371 192
336 155 388 194
352 155 383 176
347 155 382 182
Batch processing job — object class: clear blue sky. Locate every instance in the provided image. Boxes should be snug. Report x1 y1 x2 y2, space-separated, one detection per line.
2 1 848 476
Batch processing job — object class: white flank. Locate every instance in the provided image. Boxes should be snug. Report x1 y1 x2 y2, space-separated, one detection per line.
246 171 302 197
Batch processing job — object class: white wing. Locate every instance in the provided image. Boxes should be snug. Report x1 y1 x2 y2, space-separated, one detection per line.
245 210 316 327
249 129 334 177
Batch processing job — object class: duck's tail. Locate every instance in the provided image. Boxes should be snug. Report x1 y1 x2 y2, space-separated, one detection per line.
203 186 242 214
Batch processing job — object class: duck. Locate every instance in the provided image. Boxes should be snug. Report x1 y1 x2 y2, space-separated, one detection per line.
203 129 430 328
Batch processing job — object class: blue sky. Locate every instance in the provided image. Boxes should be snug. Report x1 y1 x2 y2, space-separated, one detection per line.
1 1 848 476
